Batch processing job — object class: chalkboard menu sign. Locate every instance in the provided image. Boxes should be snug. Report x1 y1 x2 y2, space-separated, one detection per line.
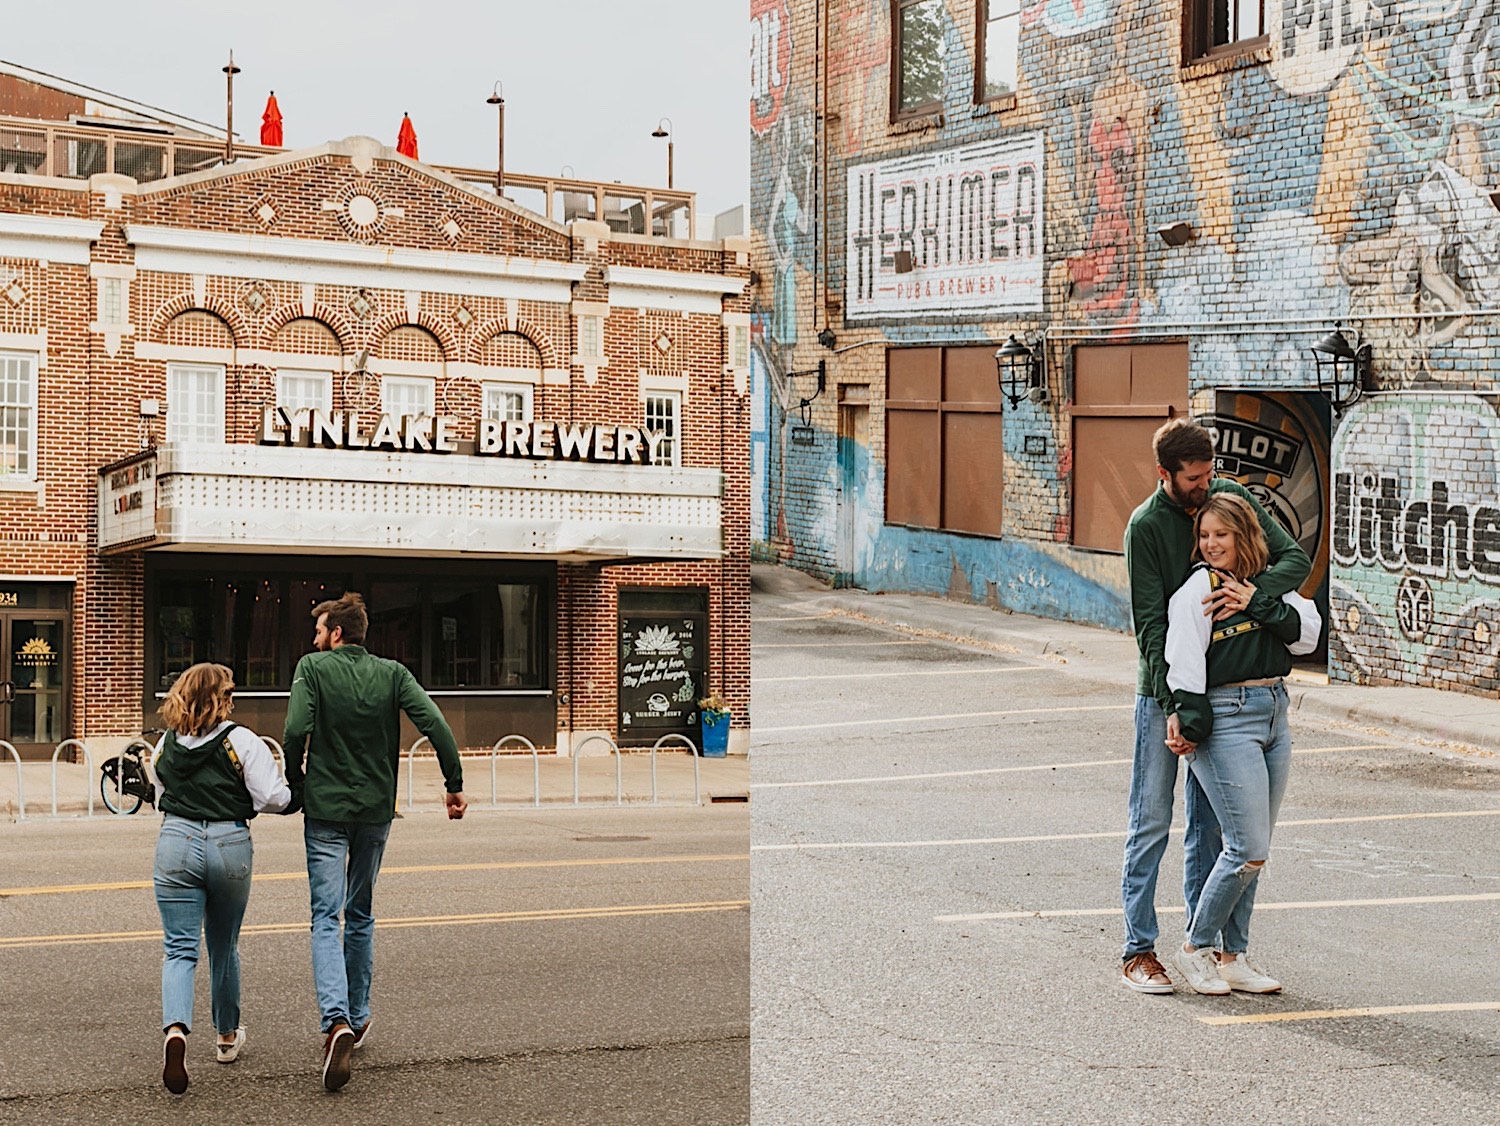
619 612 706 745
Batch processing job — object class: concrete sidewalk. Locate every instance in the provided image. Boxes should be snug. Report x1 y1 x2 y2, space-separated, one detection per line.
1 750 750 821
754 563 1500 763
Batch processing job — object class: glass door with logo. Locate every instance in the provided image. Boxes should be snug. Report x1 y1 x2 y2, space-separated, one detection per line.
2 614 69 755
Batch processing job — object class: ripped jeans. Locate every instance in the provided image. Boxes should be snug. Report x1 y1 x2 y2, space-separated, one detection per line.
1183 683 1291 953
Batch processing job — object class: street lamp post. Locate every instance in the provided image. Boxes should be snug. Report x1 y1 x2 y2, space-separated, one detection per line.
487 82 505 194
223 51 241 165
651 117 673 190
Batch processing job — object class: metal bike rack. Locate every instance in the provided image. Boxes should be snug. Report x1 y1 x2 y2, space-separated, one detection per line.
650 733 702 806
1 740 23 820
51 740 94 817
490 735 540 807
572 734 623 806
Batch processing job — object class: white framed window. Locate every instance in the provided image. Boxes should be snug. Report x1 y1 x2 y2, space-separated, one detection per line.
642 389 682 467
483 381 533 423
381 375 435 419
99 277 124 324
166 363 225 445
729 323 750 369
276 369 333 416
0 351 39 480
977 0 1021 103
579 315 603 358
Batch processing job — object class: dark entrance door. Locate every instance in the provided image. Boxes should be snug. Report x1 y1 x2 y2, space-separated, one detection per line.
1 612 69 759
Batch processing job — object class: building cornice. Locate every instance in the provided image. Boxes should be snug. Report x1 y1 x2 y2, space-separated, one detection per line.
0 214 104 264
123 224 589 302
602 265 746 314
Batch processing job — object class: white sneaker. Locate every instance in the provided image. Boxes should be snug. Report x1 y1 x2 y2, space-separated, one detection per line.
1172 945 1230 995
1217 954 1282 994
216 1026 246 1063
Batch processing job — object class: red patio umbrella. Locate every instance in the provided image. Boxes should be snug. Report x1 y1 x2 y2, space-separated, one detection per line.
396 113 418 159
260 91 283 147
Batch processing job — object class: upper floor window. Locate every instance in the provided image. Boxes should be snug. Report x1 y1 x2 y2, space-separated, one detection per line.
977 1 1021 103
892 0 945 120
0 351 38 480
483 381 533 423
276 369 333 417
382 375 434 419
167 363 225 445
1185 0 1266 61
643 390 681 467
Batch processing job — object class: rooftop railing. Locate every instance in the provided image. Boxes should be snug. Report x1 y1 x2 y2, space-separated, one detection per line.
0 115 698 239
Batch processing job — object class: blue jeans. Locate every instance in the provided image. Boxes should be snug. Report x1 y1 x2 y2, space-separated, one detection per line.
1121 695 1221 959
1184 683 1291 953
153 814 254 1035
305 818 392 1033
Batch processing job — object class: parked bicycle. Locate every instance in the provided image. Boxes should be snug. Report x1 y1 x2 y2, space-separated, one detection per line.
99 730 162 815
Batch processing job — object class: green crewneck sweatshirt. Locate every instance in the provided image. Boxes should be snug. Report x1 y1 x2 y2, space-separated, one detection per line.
283 645 463 824
1124 477 1311 714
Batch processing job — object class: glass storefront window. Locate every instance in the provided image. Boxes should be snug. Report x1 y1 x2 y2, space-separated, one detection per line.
151 567 547 692
368 581 422 678
493 583 543 688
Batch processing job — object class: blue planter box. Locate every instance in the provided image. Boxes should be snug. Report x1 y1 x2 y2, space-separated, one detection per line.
700 710 731 757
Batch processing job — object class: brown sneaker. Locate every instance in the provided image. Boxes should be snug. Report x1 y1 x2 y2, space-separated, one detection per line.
351 1019 372 1050
1122 951 1175 994
322 1023 354 1091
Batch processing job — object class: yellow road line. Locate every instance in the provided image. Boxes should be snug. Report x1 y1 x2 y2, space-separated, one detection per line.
755 808 1500 852
0 852 749 899
1200 1002 1500 1026
0 899 750 950
936 891 1500 923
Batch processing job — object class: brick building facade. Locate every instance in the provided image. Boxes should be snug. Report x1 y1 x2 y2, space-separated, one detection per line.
751 1 1500 697
0 71 750 760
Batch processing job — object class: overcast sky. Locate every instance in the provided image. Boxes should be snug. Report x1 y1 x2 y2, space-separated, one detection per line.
4 0 748 222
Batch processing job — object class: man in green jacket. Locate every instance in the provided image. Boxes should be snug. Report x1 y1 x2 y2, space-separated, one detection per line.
283 591 467 1091
1119 419 1309 993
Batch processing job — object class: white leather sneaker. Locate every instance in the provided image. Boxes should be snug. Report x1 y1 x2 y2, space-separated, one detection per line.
1217 954 1282 993
1172 944 1230 995
216 1026 246 1063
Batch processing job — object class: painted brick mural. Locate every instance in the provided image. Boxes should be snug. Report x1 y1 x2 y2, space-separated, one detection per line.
751 1 1500 695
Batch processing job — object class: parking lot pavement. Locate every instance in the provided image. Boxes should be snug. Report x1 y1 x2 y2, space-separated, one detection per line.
750 573 1500 1125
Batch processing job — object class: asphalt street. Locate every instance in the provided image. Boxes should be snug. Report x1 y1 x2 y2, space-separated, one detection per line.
0 805 749 1124
750 577 1500 1125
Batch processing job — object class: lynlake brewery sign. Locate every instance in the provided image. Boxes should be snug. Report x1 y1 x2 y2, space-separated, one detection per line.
258 407 670 464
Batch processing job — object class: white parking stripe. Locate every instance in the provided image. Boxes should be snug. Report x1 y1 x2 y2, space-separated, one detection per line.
754 615 837 622
757 666 1049 683
936 891 1500 923
755 704 1130 734
750 808 1500 852
752 640 926 649
751 744 1397 787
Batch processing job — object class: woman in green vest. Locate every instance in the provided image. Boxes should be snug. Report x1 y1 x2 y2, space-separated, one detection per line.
1163 493 1320 996
151 662 291 1094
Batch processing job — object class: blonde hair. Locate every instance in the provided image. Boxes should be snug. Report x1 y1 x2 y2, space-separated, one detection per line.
1193 492 1269 580
159 663 235 737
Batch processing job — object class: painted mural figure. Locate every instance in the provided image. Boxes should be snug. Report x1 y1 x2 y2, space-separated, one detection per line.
1119 421 1310 994
1162 494 1321 995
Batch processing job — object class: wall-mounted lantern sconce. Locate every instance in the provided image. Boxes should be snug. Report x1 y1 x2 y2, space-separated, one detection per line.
1310 322 1372 415
786 359 827 424
1157 221 1194 247
816 327 837 349
994 335 1047 407
893 249 914 274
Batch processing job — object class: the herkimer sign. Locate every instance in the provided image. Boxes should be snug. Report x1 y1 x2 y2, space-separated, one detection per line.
845 132 1044 320
258 408 668 464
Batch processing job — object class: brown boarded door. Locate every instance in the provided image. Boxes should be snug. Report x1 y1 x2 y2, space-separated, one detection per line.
886 348 941 528
1071 343 1188 552
941 347 1003 537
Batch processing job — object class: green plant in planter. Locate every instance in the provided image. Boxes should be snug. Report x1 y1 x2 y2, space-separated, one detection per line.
698 693 731 722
